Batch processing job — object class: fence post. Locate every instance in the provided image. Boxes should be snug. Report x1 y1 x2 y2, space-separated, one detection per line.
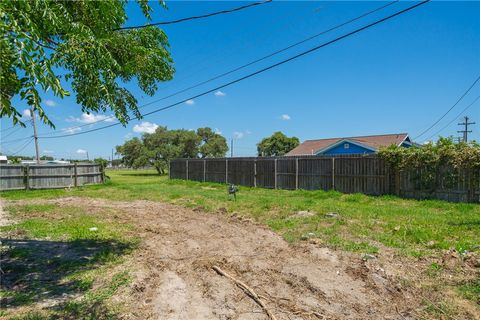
203 159 206 182
254 160 257 188
274 158 278 189
100 164 105 183
168 161 171 179
295 157 299 190
225 159 228 184
186 159 189 180
331 157 335 190
74 163 78 187
24 165 30 190
395 170 400 196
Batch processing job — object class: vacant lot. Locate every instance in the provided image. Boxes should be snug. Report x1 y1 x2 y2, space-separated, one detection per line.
1 169 479 319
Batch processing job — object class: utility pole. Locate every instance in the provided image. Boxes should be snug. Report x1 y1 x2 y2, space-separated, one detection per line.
457 116 475 142
30 107 40 163
230 139 233 157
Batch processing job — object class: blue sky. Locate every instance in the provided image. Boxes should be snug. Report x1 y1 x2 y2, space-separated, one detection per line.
1 1 479 159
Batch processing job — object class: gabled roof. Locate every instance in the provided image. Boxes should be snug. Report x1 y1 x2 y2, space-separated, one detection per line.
286 133 410 156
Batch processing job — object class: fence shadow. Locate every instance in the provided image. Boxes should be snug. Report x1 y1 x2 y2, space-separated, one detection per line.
1 238 132 309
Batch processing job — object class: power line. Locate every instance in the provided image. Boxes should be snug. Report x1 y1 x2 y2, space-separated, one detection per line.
1 135 33 145
40 1 398 136
10 138 34 156
414 74 480 140
1 125 24 140
39 0 401 137
115 0 272 30
424 95 480 141
1 125 19 133
39 0 430 139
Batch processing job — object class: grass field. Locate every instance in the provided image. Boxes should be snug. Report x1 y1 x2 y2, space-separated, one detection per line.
3 169 479 257
1 169 479 319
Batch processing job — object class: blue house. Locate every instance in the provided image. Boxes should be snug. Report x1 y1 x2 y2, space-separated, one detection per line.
286 133 414 156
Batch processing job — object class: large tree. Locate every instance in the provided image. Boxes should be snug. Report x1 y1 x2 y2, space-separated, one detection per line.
115 137 147 168
1 0 174 127
197 127 228 158
257 131 299 156
116 126 228 174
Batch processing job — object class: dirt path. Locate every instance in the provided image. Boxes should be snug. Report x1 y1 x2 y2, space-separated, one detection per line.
7 197 421 319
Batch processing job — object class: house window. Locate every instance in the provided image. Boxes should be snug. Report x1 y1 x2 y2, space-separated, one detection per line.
344 143 349 149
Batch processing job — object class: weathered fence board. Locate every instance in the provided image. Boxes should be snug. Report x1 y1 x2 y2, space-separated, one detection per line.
170 156 479 203
0 164 103 191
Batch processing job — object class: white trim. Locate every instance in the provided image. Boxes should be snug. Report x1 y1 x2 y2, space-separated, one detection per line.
397 134 411 147
315 139 377 155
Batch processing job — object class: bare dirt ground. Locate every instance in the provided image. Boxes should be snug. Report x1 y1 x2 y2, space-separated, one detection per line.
4 197 477 320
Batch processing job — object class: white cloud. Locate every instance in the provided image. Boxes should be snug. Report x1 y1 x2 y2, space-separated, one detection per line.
45 99 56 107
62 127 82 134
233 131 244 139
76 149 87 154
124 133 133 139
214 90 226 97
281 114 291 120
185 99 195 105
233 130 251 139
66 113 114 124
214 128 222 135
22 109 31 119
133 121 158 134
43 150 54 154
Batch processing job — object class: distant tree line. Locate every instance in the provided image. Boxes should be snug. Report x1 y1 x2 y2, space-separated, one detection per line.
115 127 301 174
116 126 228 174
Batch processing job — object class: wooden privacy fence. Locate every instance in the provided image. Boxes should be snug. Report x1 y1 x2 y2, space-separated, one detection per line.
170 156 480 203
0 164 104 191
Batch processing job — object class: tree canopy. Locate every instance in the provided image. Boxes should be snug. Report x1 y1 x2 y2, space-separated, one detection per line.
1 0 174 127
116 126 228 174
257 131 299 156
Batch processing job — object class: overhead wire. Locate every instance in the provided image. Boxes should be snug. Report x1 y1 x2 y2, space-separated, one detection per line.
38 0 430 140
10 138 34 156
424 95 480 141
414 74 480 140
38 0 400 136
114 0 272 30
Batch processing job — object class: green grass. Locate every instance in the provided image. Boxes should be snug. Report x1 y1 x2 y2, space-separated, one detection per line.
2 169 479 258
0 203 136 319
1 169 479 318
458 279 480 303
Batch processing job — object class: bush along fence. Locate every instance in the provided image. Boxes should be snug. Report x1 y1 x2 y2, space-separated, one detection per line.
169 155 480 203
0 163 104 191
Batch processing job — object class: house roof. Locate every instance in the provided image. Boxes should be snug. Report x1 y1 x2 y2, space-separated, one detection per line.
286 133 410 156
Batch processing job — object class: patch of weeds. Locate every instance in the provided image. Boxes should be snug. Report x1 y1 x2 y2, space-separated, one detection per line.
9 312 49 320
56 271 131 320
5 204 57 217
426 262 443 277
0 291 35 306
8 247 33 259
0 215 127 241
458 279 480 303
342 193 371 203
328 236 379 254
422 298 454 319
